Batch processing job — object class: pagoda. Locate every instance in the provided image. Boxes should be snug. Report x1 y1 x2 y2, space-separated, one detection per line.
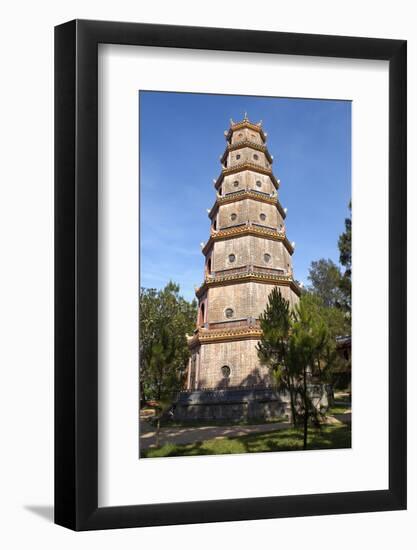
177 115 301 420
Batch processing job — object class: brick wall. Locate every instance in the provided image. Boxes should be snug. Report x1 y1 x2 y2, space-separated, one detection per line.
230 127 263 145
217 200 283 230
207 281 297 323
222 171 275 195
212 235 289 272
227 147 269 169
197 339 271 388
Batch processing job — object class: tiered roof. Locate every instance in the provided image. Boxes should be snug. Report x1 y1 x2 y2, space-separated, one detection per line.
189 116 300 345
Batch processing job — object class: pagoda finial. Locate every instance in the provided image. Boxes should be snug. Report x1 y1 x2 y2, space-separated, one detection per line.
243 111 249 121
230 118 235 126
257 119 263 127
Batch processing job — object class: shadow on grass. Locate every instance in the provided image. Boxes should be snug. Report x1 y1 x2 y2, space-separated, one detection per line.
159 416 287 429
141 424 351 458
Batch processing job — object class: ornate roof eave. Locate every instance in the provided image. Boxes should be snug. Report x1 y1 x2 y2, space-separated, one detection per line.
195 273 301 299
201 225 295 256
220 140 273 164
208 190 286 220
188 326 263 348
225 121 266 142
214 163 280 190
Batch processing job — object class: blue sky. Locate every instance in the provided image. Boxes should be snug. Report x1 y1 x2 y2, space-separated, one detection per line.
140 91 351 302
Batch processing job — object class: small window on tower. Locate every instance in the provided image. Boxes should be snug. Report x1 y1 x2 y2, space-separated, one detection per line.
238 133 243 138
221 365 231 378
230 213 237 221
225 308 234 319
264 253 271 263
256 180 262 188
253 154 259 160
233 180 239 187
236 154 241 160
259 213 266 221
228 254 236 263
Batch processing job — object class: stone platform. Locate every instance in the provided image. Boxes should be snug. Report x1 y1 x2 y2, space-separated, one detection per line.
173 384 333 422
173 387 291 422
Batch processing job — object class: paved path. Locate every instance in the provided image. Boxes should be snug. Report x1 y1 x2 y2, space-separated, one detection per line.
333 409 351 425
140 407 352 450
140 421 291 450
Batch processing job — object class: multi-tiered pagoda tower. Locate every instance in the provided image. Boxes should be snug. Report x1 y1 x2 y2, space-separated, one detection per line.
178 116 300 420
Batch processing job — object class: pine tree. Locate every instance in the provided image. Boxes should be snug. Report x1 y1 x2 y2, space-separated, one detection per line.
308 259 344 308
338 202 352 315
257 288 297 426
288 298 329 449
258 289 334 449
139 282 197 402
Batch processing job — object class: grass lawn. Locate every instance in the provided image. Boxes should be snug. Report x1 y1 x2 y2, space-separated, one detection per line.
159 416 287 429
141 423 351 458
327 398 351 416
327 405 350 415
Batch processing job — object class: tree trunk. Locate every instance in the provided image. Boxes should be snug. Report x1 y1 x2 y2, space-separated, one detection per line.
288 377 297 428
283 367 297 428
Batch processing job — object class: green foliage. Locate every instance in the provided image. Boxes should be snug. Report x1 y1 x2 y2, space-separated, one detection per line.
287 296 338 445
338 202 352 271
289 296 329 382
298 293 350 363
338 202 352 314
140 282 197 402
257 287 291 382
257 290 347 449
307 258 344 308
257 288 298 425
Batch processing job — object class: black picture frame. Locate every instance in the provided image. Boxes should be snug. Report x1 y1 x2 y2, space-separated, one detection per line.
55 19 407 531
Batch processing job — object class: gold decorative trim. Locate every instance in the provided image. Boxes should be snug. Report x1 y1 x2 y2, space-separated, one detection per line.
208 190 286 219
212 224 285 239
214 162 279 190
202 224 294 255
188 326 263 347
220 140 273 164
195 272 301 298
225 121 266 142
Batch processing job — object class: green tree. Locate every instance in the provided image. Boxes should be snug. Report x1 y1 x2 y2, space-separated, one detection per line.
140 282 197 446
144 326 178 446
308 259 344 308
256 287 297 426
258 291 339 450
339 202 352 271
288 296 332 449
139 282 197 402
301 293 350 344
338 202 352 314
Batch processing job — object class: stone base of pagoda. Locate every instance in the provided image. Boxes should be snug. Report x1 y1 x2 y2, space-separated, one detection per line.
173 387 292 422
173 384 333 423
